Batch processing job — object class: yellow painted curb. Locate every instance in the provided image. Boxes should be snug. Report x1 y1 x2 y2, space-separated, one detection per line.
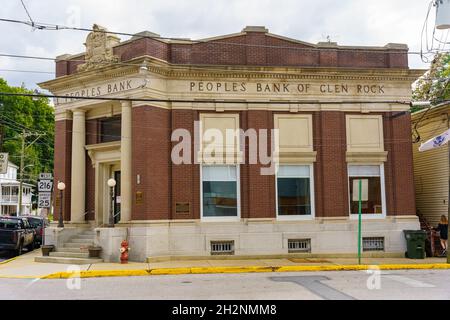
42 269 150 279
0 256 19 265
149 268 191 275
277 265 369 272
0 274 38 279
190 266 275 274
3 263 450 280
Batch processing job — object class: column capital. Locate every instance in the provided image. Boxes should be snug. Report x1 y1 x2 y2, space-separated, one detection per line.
120 100 133 108
71 108 87 116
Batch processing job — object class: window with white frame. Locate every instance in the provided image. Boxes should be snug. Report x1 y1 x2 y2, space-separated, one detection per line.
348 165 385 215
202 165 239 218
276 165 313 217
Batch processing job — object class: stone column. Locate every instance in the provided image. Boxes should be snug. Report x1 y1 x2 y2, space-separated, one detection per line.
120 101 132 222
70 109 86 223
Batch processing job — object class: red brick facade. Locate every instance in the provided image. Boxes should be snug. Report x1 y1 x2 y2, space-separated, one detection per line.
131 106 171 220
384 112 416 216
55 30 408 78
53 120 72 221
54 110 416 222
51 28 415 223
134 109 417 220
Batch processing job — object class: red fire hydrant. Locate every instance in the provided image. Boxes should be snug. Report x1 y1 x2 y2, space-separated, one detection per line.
120 240 129 264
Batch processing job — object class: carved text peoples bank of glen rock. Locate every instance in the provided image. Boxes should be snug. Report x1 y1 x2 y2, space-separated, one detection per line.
39 25 424 262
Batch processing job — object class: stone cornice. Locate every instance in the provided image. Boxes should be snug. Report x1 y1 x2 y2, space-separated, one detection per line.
39 55 425 93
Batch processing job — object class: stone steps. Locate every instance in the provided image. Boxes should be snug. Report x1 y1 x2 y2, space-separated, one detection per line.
49 251 90 258
56 247 88 253
35 256 103 265
75 234 96 239
64 242 93 248
36 230 102 264
70 238 95 243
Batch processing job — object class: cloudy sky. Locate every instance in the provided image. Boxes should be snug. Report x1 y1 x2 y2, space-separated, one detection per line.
0 0 442 89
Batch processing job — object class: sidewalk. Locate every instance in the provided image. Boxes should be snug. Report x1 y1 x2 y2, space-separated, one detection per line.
0 250 448 279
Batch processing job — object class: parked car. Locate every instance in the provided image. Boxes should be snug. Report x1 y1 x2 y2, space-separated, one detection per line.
0 216 36 255
21 216 49 246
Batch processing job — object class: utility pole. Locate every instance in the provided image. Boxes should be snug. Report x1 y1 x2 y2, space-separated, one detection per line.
17 129 26 216
17 130 44 216
0 124 4 152
0 102 4 152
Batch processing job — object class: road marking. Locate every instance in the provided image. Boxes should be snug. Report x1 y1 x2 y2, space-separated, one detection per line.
270 276 355 300
384 275 435 288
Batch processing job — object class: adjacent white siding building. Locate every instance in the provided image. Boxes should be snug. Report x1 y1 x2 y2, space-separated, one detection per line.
0 162 33 216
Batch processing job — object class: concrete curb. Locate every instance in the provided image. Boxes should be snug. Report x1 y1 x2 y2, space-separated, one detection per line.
34 263 450 280
0 256 19 265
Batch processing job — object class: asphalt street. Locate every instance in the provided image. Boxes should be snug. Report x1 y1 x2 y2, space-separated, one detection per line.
0 269 449 300
0 251 12 262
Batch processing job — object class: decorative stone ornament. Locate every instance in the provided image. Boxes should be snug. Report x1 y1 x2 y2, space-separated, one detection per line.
77 24 120 72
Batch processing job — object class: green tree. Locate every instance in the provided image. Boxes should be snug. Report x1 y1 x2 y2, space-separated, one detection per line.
0 78 54 184
413 53 450 112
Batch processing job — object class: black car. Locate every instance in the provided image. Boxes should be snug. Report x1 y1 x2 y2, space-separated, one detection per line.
21 216 49 245
0 217 36 255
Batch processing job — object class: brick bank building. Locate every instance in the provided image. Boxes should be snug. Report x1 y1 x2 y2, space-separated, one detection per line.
40 25 422 262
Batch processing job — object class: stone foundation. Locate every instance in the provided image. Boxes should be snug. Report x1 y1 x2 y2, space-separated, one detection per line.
44 216 418 263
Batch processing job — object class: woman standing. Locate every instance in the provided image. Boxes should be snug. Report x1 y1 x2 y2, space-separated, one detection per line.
434 215 449 256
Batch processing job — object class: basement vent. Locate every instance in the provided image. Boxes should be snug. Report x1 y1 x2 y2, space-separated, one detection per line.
363 237 385 252
210 241 234 255
288 239 311 253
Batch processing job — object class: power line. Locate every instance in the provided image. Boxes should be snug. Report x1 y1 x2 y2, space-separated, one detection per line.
0 17 440 56
0 91 413 106
19 0 34 26
0 53 151 68
0 68 53 74
0 113 47 135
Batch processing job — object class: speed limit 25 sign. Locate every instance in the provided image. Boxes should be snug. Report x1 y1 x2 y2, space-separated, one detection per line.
38 193 51 208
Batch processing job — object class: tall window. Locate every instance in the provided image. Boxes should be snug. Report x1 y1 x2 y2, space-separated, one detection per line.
276 165 314 218
100 116 121 143
202 165 239 218
348 165 385 215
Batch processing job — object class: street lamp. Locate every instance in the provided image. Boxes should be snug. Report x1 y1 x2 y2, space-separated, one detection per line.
57 182 65 228
107 178 116 228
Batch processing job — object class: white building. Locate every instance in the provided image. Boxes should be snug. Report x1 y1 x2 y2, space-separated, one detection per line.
0 162 33 216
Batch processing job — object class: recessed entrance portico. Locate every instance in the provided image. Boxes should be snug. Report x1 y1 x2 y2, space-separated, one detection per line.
86 141 121 226
67 99 132 227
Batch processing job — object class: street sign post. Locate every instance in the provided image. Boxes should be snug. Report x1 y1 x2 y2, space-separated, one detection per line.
37 173 53 209
352 179 368 265
0 153 8 174
358 179 362 265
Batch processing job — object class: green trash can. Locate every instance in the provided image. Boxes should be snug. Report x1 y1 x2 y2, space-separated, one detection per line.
403 230 427 259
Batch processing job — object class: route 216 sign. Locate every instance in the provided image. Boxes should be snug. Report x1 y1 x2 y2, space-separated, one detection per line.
38 180 53 192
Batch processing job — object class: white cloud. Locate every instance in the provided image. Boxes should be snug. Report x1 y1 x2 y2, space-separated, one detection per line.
0 0 435 89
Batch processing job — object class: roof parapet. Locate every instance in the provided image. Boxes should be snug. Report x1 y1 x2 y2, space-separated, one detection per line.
131 30 161 40
242 26 269 33
384 43 409 50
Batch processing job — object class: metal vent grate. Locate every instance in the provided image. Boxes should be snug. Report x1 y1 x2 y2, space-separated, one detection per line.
363 237 385 252
288 239 311 253
211 241 234 255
